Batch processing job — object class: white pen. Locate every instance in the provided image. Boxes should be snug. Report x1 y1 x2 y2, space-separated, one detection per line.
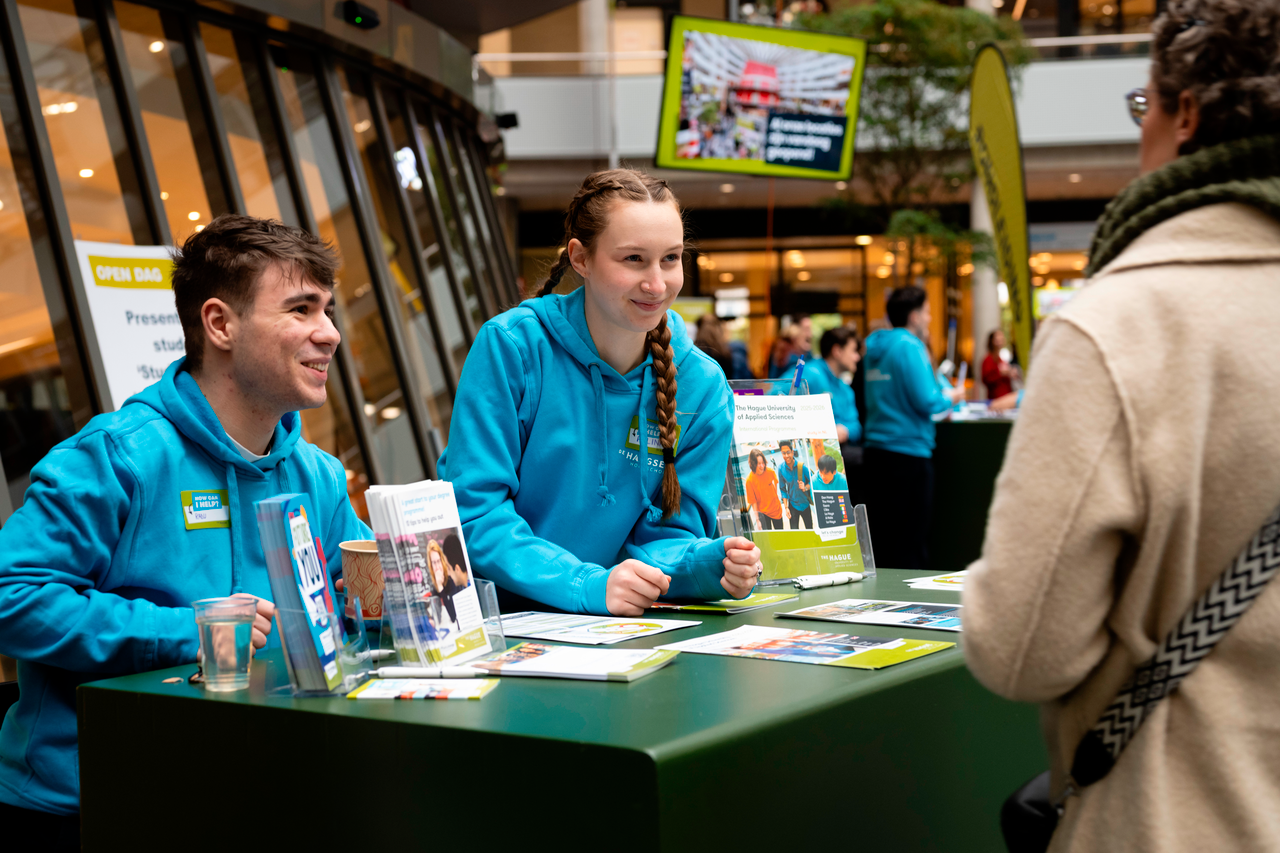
793 572 864 590
372 666 489 679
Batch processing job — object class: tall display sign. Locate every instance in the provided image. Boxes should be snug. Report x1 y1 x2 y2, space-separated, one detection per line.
73 241 182 410
655 16 866 181
968 46 1033 367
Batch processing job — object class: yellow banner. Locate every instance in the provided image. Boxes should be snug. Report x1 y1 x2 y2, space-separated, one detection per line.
87 255 173 290
969 46 1033 368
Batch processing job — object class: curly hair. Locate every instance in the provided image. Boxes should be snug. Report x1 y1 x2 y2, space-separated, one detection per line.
1152 0 1280 153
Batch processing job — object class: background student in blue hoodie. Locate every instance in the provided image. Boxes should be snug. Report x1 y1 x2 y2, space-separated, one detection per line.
441 169 760 615
0 217 370 849
863 286 965 571
786 325 862 500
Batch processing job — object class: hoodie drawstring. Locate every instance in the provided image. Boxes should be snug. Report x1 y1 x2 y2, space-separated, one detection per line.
638 363 662 523
226 463 244 595
589 363 616 507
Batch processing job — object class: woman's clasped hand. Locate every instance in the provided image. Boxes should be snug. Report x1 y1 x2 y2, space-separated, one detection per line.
605 536 761 616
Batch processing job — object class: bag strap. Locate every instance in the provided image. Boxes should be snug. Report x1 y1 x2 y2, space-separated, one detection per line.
1069 504 1280 790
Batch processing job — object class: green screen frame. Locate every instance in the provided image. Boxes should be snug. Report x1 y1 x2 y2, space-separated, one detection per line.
655 16 867 181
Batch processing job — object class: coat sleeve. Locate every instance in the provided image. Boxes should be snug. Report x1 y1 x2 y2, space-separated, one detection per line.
444 323 613 614
0 431 199 674
624 383 736 601
962 319 1143 702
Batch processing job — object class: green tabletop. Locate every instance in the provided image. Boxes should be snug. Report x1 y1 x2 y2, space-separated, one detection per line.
78 570 1043 852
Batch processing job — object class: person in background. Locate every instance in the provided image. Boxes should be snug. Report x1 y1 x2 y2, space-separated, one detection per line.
745 448 784 530
441 169 760 617
981 329 1017 399
776 439 813 530
863 286 965 570
964 2 1280 849
767 326 801 379
694 312 734 377
791 325 862 473
0 216 372 849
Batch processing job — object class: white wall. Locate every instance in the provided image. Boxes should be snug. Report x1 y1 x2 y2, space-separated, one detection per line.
495 57 1149 159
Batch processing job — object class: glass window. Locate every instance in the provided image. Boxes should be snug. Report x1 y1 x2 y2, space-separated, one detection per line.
433 112 500 316
271 44 424 485
336 66 455 444
413 100 484 330
0 35 89 509
113 1 214 243
381 88 470 370
199 23 298 224
463 139 518 304
447 120 513 308
18 0 150 244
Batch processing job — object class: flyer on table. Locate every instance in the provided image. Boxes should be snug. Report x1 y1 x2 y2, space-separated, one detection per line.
499 612 700 645
778 599 964 632
657 625 954 669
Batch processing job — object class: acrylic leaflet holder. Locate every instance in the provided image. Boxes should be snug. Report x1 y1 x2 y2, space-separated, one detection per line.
274 599 375 697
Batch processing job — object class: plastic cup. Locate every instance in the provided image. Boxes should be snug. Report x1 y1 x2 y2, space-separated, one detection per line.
340 540 384 621
191 596 257 692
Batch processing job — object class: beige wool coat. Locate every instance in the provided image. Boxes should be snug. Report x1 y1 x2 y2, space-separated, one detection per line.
963 202 1280 852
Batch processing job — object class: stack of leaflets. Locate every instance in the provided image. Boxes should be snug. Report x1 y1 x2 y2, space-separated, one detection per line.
500 612 699 645
777 599 963 632
648 592 798 614
366 480 491 667
255 494 345 692
346 679 500 701
470 643 678 682
656 625 953 669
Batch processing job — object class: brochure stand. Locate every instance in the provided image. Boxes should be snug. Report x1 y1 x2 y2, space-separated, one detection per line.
275 603 375 697
724 377 875 585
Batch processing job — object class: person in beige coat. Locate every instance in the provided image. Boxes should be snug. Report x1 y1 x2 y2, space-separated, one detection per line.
962 1 1280 851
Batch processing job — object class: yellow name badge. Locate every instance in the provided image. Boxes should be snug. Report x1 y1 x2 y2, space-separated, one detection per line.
182 490 230 530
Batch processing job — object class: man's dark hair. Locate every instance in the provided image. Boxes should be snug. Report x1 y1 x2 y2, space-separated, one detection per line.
171 214 339 372
778 439 793 450
886 286 927 328
817 454 838 474
820 326 859 359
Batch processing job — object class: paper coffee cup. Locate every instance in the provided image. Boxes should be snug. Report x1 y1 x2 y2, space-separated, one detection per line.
339 540 383 620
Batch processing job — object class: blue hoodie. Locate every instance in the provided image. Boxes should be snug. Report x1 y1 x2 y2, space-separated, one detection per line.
788 357 860 443
863 328 953 458
0 360 370 815
438 287 735 614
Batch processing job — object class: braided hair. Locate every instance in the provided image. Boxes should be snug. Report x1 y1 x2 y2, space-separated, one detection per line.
532 169 684 520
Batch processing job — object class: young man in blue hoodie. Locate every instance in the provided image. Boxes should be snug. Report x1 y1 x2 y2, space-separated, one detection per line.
0 216 371 848
863 286 964 571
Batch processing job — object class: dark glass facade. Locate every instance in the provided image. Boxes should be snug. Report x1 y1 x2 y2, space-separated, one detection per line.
0 0 516 521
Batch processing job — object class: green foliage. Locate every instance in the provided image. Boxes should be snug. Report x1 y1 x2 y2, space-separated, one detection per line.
800 0 1032 214
886 208 996 276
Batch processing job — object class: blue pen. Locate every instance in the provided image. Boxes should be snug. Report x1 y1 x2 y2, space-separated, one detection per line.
790 356 806 395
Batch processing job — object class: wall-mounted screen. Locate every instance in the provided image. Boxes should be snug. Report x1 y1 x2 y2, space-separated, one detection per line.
655 16 866 180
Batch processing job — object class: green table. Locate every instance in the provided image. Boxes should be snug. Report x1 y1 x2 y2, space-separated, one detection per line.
78 570 1043 852
928 419 1014 572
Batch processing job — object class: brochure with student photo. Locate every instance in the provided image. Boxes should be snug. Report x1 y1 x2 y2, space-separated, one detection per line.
778 599 963 632
656 624 953 669
470 643 679 682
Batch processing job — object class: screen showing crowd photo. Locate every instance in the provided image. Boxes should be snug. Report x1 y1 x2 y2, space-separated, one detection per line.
655 16 866 180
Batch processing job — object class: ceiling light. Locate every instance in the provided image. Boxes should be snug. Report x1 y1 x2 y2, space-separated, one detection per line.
380 406 402 420
195 224 205 231
719 272 734 283
997 281 1009 304
353 119 372 133
78 168 93 178
882 252 895 264
188 211 200 221
876 266 891 278
42 101 77 115
0 199 4 211
1072 259 1085 270
149 40 164 53
719 183 735 193
363 402 376 416
160 191 169 200
834 181 848 191
855 235 872 246
1068 173 1082 183
797 271 811 281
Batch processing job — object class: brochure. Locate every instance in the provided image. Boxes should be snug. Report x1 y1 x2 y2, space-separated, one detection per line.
905 571 968 592
499 612 700 645
778 599 964 632
346 678 500 700
647 592 799 614
470 643 679 682
367 481 492 666
656 624 954 669
255 494 344 692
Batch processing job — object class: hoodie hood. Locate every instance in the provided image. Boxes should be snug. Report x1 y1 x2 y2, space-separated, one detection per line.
524 287 695 519
865 327 919 364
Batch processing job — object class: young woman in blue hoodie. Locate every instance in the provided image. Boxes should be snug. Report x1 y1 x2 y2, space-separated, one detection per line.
440 170 760 615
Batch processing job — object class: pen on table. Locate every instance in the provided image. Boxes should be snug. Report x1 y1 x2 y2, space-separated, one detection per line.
793 572 863 590
372 666 490 679
790 356 806 396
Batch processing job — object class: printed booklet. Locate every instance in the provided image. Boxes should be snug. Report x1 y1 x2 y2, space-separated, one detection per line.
367 481 491 667
778 599 963 632
499 612 700 645
648 592 798 614
255 494 345 692
656 625 953 670
346 678 500 701
470 643 679 682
